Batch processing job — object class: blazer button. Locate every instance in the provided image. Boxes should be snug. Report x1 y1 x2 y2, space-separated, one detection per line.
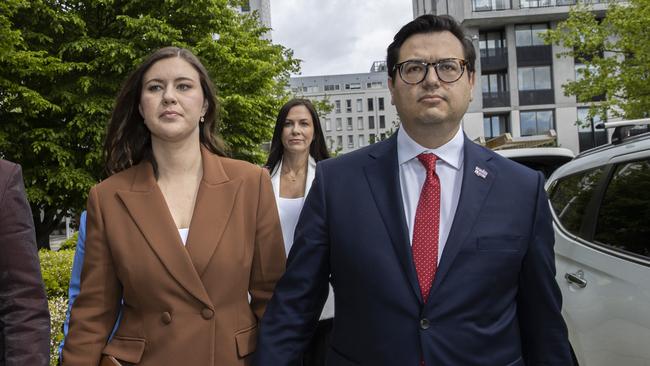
161 312 172 324
201 308 214 320
420 318 430 330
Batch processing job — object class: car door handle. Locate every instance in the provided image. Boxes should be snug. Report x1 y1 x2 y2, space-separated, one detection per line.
565 270 587 288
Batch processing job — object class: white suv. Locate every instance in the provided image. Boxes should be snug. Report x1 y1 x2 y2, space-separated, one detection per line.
545 121 650 366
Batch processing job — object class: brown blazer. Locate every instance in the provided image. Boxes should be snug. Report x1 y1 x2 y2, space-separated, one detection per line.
0 160 50 366
62 149 286 366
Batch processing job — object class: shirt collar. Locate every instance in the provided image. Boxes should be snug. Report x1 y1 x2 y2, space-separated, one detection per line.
397 125 464 170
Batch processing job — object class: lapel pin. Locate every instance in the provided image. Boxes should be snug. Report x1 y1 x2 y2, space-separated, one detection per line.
474 166 488 179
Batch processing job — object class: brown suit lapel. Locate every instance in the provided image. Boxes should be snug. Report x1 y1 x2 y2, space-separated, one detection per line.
185 148 241 277
116 159 213 307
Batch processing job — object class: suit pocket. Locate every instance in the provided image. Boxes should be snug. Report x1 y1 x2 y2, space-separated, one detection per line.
102 335 146 364
476 236 524 252
235 324 258 358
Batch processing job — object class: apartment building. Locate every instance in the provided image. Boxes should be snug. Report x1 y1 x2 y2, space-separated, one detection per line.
289 61 400 154
413 0 615 153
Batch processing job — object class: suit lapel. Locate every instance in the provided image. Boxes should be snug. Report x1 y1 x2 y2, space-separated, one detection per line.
428 138 496 301
117 159 210 307
364 135 423 302
185 148 241 277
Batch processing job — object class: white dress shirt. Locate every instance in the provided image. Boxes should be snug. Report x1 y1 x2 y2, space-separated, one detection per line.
397 126 464 264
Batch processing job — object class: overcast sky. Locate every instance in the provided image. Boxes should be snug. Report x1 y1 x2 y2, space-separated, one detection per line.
270 0 414 77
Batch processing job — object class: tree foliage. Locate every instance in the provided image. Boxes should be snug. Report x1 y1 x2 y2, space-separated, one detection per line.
0 0 299 247
544 0 650 122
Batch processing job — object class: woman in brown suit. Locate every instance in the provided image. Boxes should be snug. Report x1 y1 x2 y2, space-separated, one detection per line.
62 47 286 366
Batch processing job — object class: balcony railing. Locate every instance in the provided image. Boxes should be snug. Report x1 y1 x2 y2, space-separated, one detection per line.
519 89 554 105
473 0 512 11
483 91 511 108
481 48 509 72
474 0 616 11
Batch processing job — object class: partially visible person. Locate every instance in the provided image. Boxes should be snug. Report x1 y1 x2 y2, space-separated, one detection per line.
57 211 121 363
62 47 285 365
0 159 50 366
255 15 571 366
265 99 330 366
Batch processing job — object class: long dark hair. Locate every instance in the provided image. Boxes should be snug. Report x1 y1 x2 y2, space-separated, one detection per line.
103 46 226 177
265 98 329 172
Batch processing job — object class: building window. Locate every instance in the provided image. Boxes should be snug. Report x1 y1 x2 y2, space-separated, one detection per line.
346 99 352 113
367 98 374 111
366 81 383 88
356 99 363 112
336 135 343 149
482 72 509 94
483 114 510 139
345 83 361 90
369 133 376 144
326 136 334 150
378 97 385 111
368 115 375 129
358 134 365 147
325 118 331 131
324 84 340 91
517 66 551 90
347 117 353 131
348 135 354 148
515 24 548 47
473 0 511 12
379 115 386 129
336 117 342 131
240 0 251 12
335 100 341 113
479 31 506 58
357 116 364 130
520 110 554 136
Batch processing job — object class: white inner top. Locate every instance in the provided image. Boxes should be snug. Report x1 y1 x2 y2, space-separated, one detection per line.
277 196 305 255
178 228 189 246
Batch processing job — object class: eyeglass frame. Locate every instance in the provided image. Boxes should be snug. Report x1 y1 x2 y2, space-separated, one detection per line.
393 58 469 85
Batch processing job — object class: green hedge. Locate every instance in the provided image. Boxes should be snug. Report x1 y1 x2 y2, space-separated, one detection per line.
39 249 75 298
40 247 75 365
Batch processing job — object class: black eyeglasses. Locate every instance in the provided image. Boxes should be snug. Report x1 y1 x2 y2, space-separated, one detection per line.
393 58 468 84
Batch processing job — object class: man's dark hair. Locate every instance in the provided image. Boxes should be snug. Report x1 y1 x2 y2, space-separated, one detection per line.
386 14 476 82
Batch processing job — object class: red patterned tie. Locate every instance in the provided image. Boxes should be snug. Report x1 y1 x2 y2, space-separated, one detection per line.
413 153 440 303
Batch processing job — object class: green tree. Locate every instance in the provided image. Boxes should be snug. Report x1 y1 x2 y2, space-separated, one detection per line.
0 0 298 248
544 0 650 122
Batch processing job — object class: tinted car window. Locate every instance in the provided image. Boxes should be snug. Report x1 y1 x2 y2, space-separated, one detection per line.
594 159 650 259
549 167 605 236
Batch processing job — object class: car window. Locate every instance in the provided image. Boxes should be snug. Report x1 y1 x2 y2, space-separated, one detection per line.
549 167 605 236
594 159 650 259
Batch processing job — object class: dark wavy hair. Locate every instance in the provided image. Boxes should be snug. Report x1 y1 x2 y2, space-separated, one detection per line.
103 46 225 177
387 14 476 83
264 98 329 172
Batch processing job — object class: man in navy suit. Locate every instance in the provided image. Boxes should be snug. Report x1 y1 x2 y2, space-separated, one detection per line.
255 14 572 366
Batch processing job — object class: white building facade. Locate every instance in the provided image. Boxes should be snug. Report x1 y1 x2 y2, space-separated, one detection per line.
289 62 401 154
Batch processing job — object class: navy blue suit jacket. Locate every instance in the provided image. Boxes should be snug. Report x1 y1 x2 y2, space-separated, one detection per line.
254 133 571 366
